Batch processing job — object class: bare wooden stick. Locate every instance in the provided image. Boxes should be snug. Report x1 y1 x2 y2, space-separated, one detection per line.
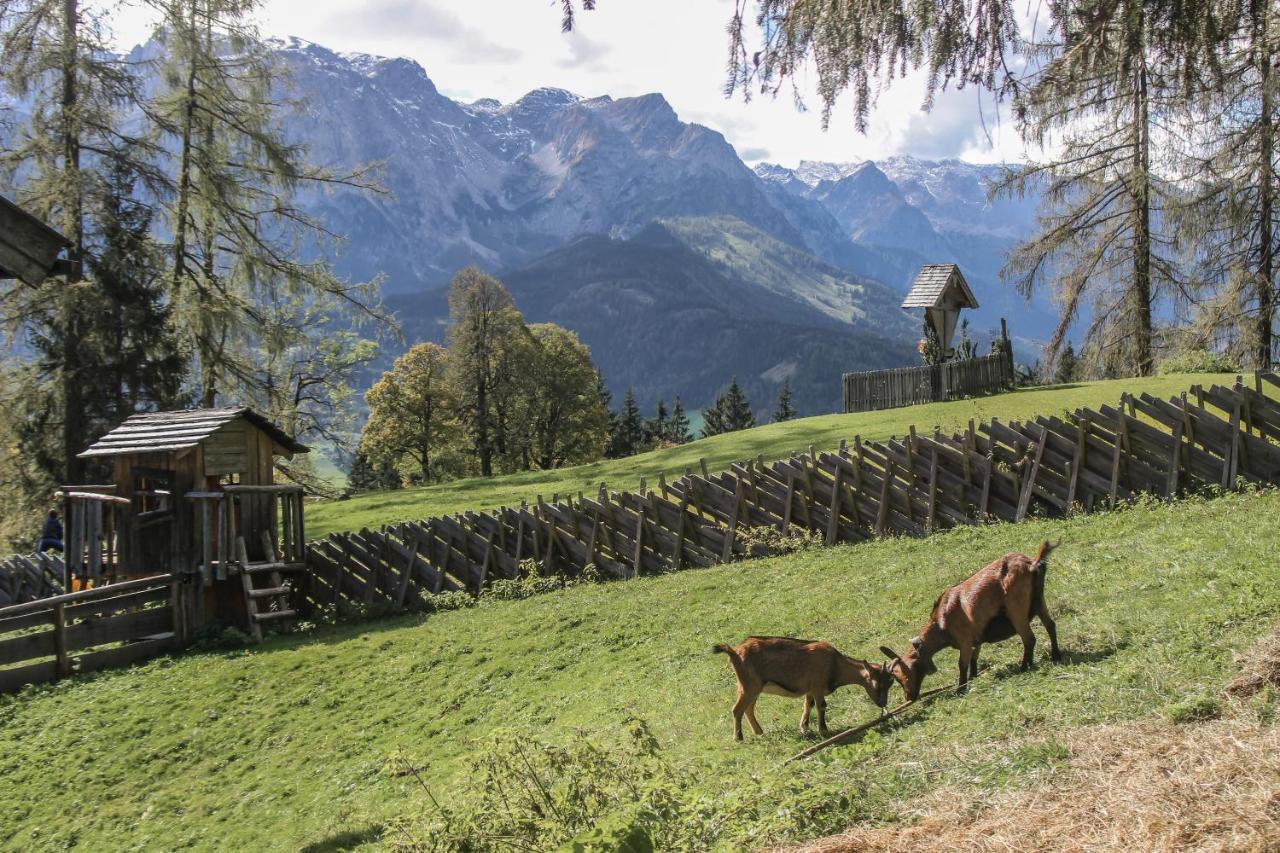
783 680 965 765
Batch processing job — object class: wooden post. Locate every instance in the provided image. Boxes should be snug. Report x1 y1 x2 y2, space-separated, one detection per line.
925 450 939 532
1167 419 1184 498
52 601 69 678
875 461 892 536
826 467 843 545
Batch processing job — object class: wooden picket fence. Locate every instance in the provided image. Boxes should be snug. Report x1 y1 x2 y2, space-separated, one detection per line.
297 374 1280 617
843 350 1015 413
0 553 65 608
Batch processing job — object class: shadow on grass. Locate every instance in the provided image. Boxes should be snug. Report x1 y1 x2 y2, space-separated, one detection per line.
300 824 384 852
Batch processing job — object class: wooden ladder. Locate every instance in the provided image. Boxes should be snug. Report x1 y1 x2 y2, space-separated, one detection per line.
236 532 303 642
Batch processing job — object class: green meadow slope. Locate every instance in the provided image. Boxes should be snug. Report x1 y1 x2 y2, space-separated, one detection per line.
1 487 1276 850
308 373 1234 537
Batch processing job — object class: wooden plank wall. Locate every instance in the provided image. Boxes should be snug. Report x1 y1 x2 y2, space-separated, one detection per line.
843 350 1015 413
302 375 1280 619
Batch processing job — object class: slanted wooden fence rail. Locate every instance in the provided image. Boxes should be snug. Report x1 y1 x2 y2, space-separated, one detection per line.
843 350 1015 413
0 553 64 608
296 374 1280 619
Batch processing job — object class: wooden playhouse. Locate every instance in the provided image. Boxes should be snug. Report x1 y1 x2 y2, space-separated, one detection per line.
67 407 310 639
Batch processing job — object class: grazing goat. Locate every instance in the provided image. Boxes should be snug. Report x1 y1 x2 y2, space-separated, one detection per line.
881 541 1061 700
713 636 892 741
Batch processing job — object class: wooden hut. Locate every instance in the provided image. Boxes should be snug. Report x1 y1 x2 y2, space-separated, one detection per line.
71 407 310 639
901 264 979 354
0 195 70 286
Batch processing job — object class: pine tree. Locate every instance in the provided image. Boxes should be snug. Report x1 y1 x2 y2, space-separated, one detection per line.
0 0 160 482
1054 341 1080 385
771 381 796 423
702 377 756 437
645 400 668 447
608 388 646 458
1171 1 1279 368
995 1 1195 377
146 0 384 407
346 448 400 494
667 397 692 444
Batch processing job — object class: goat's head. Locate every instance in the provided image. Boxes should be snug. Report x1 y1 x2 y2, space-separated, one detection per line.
880 639 937 701
864 661 893 708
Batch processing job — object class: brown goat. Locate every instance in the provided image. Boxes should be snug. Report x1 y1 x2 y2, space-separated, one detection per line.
881 541 1061 700
713 636 892 741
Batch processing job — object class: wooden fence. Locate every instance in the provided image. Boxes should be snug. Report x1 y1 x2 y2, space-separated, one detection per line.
843 350 1015 413
2 373 1275 692
0 553 64 608
0 574 182 693
297 374 1280 619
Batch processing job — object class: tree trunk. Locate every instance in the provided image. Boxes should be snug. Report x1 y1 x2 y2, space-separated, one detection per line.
1257 8 1275 369
171 3 199 298
1132 56 1155 377
60 0 84 484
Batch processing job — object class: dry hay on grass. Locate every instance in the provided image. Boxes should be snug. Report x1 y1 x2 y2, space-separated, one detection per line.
1227 622 1280 699
778 717 1280 853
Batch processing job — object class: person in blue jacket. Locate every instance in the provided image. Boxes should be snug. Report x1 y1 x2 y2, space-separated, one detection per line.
37 510 63 553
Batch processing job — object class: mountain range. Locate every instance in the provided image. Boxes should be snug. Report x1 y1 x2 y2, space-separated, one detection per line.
140 37 1058 416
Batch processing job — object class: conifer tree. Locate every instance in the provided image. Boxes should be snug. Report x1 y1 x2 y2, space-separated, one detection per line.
771 381 796 423
1054 341 1080 385
646 400 668 446
702 377 755 437
144 0 384 407
667 397 692 444
0 0 161 481
608 388 646 458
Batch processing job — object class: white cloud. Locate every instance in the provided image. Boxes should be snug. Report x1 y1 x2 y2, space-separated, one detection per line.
103 0 1032 166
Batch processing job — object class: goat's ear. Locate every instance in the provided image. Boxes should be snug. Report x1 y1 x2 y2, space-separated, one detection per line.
879 645 900 661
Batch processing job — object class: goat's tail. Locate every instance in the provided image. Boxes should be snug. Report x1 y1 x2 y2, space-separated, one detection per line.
712 642 750 683
1033 540 1056 569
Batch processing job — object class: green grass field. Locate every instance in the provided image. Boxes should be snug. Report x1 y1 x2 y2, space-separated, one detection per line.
307 373 1236 537
1 486 1276 851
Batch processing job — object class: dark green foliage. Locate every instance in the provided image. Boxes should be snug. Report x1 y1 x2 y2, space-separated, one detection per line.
645 400 668 446
771 381 796 423
608 388 647 458
1054 342 1080 385
667 397 692 444
346 449 400 494
702 377 756 437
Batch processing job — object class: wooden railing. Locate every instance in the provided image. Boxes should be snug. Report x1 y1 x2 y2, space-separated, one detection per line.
300 374 1280 619
843 350 1015 413
187 485 306 584
0 574 179 693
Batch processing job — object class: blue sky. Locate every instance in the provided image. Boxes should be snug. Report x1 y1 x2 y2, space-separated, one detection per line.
108 0 1028 166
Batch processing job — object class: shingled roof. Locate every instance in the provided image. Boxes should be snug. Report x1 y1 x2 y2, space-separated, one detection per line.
78 407 308 459
901 264 979 310
0 195 70 286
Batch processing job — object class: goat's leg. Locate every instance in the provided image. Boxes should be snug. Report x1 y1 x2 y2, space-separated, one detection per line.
1008 608 1037 670
816 696 830 738
731 689 750 741
957 643 973 692
969 644 981 681
800 695 813 734
1038 601 1061 662
745 702 764 736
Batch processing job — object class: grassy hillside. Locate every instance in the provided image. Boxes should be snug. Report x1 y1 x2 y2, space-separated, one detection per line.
308 373 1234 537
1 487 1276 850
